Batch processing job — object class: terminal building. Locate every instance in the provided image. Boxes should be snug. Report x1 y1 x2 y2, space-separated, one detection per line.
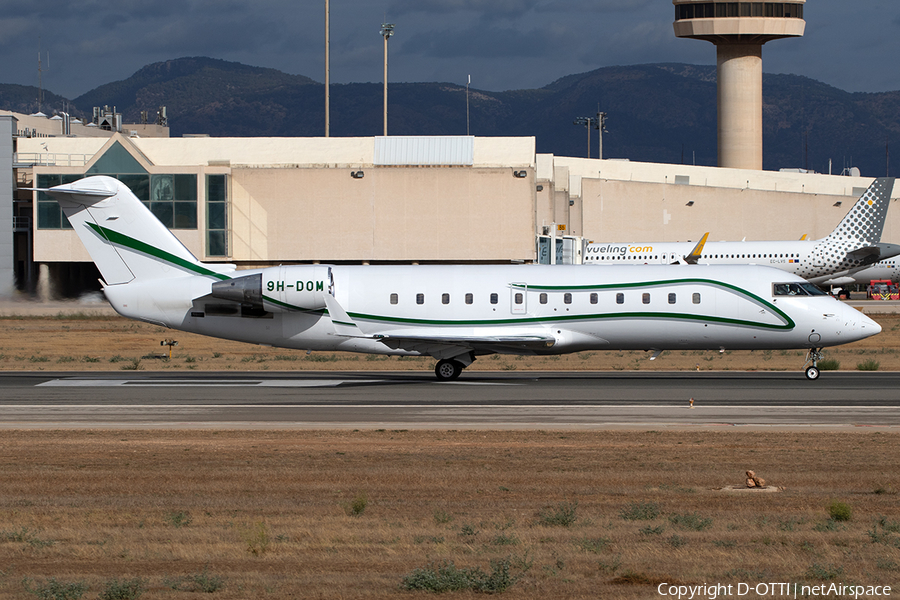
2 111 897 299
4 0 895 300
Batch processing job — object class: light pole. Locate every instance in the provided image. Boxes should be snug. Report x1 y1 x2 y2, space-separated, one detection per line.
573 116 596 159
573 111 608 159
325 0 330 137
596 111 608 160
380 22 395 136
466 74 470 136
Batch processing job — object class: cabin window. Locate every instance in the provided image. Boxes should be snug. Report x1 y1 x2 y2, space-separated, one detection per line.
442 293 450 305
390 293 398 305
616 293 624 304
668 293 677 304
465 293 473 305
563 293 572 304
692 292 701 304
514 292 524 304
490 293 498 305
642 293 651 304
539 293 548 304
590 293 598 304
416 293 425 305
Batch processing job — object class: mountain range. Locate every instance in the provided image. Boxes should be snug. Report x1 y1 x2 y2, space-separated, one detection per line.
2 56 898 177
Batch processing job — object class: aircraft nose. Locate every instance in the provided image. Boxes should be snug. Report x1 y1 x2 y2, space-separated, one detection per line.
844 305 881 339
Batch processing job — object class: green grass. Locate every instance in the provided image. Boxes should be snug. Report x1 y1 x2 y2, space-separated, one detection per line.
620 501 660 521
828 501 852 522
538 501 578 527
401 555 529 594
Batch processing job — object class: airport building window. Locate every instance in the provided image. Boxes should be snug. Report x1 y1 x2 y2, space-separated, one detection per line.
206 174 228 257
490 293 499 305
539 293 548 304
669 293 677 304
693 293 701 304
642 293 651 304
442 293 450 305
37 172 198 230
465 293 473 305
616 293 624 304
590 293 598 304
675 2 802 21
390 293 398 305
563 293 572 304
36 174 80 229
149 174 198 229
416 293 425 305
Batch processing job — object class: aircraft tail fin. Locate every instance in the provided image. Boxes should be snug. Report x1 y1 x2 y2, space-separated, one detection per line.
825 177 895 245
38 175 234 286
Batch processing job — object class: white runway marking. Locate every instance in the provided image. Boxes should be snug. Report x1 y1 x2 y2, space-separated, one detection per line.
36 378 516 388
38 379 362 388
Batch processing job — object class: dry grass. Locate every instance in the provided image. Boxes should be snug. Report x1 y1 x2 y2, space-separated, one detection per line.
0 312 898 373
0 430 899 599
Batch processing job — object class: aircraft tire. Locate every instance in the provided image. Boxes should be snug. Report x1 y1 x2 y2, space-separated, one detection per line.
435 359 463 381
805 366 820 381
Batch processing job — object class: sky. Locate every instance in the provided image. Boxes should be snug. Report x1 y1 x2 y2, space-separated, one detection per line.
1 0 899 100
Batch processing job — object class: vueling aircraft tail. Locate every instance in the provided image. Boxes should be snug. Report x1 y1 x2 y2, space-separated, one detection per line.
824 178 894 246
38 176 234 286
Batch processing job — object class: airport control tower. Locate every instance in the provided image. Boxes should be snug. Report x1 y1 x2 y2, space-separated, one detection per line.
673 1 805 170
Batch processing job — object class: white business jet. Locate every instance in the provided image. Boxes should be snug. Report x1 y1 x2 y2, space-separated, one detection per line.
38 176 881 381
584 178 897 286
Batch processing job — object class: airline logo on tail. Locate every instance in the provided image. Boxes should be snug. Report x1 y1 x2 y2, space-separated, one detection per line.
800 178 895 281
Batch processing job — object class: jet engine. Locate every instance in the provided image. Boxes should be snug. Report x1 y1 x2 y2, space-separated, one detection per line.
210 265 333 313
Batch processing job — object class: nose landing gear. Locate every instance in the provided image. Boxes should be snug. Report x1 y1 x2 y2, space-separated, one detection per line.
804 348 825 380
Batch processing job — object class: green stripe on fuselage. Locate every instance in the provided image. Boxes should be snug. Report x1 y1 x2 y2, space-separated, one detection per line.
348 278 795 331
85 222 230 281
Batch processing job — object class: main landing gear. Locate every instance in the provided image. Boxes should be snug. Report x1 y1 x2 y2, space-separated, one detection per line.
433 353 476 381
804 348 825 381
435 359 464 381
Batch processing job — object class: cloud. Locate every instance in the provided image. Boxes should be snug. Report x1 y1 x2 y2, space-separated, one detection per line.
401 22 572 60
389 0 542 18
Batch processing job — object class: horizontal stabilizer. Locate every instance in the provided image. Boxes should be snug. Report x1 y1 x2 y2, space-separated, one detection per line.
846 242 900 265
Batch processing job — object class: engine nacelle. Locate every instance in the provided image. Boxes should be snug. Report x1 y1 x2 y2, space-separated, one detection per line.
210 265 332 313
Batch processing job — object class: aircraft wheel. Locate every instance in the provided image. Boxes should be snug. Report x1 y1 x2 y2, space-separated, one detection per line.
435 359 463 381
805 366 820 381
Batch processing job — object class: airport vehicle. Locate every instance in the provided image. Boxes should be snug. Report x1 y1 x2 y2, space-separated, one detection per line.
583 178 897 286
38 176 881 381
866 280 900 300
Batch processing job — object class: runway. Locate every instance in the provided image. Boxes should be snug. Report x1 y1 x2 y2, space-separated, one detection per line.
1 371 898 429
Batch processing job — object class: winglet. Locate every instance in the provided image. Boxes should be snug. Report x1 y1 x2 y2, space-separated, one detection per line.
323 294 367 337
800 234 808 241
682 232 709 265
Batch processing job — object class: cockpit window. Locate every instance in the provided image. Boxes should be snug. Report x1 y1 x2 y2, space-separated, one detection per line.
773 282 827 296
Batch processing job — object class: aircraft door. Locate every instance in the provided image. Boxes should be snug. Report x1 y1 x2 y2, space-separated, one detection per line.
511 283 527 314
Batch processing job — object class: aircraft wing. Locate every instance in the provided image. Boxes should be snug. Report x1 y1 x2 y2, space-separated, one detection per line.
373 332 557 359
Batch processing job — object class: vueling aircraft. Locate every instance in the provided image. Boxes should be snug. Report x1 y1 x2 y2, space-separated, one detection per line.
584 178 897 286
38 176 881 381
